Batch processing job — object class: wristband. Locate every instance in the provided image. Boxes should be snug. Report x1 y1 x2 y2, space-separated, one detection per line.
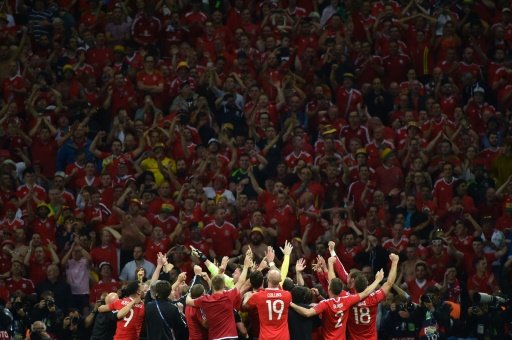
269 262 275 267
329 250 336 257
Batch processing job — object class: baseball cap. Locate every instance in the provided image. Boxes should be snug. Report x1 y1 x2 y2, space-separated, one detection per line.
153 142 165 150
407 121 420 130
62 64 74 73
113 45 125 53
99 262 112 270
355 148 368 157
177 61 189 70
160 203 174 213
250 227 264 236
130 198 142 206
380 148 394 160
473 86 485 94
54 171 67 179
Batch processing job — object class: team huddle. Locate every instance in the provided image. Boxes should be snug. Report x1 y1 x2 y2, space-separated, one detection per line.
93 241 399 340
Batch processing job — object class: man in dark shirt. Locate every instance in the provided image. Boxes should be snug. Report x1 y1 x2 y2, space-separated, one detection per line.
145 280 188 340
35 264 72 313
90 293 118 340
288 285 320 340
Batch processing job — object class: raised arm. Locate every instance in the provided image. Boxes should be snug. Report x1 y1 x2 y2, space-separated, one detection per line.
358 269 385 300
328 241 349 283
89 131 107 159
234 250 253 291
295 258 306 286
279 241 293 284
381 254 399 294
327 256 337 283
149 252 167 284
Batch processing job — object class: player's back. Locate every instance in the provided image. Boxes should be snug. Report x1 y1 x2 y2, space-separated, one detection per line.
250 288 292 340
347 289 386 340
313 294 360 340
110 297 145 340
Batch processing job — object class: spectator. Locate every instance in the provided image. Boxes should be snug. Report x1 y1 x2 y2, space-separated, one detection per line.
403 261 438 304
62 242 92 310
35 264 72 312
119 245 155 282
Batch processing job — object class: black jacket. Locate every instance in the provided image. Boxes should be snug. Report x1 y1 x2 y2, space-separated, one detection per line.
144 299 188 340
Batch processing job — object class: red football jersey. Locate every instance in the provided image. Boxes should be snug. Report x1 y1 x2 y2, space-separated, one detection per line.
194 289 241 340
5 277 35 296
109 297 145 340
201 222 239 258
347 289 386 340
313 293 361 340
246 288 292 340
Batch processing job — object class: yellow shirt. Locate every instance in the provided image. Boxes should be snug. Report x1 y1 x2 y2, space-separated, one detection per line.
140 157 176 186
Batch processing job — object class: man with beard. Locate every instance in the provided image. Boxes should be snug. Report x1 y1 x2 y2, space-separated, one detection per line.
242 227 267 263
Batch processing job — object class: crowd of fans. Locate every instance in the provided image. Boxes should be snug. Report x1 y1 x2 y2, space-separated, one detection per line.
0 0 512 338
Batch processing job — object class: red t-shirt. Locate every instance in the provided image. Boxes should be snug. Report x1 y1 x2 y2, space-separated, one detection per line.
347 289 386 340
246 288 292 340
313 293 361 340
109 297 145 340
202 222 239 258
267 205 296 245
185 306 208 340
467 272 497 295
5 277 35 296
433 177 455 210
32 217 57 244
406 279 437 304
90 279 121 303
144 238 170 265
90 245 119 278
194 289 241 340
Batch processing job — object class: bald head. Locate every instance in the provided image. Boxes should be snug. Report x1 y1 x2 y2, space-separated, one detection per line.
268 269 281 287
105 292 119 304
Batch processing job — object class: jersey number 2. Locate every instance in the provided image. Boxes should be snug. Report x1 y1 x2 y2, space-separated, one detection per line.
266 299 284 321
335 311 344 328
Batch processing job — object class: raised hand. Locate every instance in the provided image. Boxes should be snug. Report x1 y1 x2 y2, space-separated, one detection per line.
375 269 384 282
265 246 275 263
316 255 327 271
281 240 293 256
177 272 187 283
220 256 229 269
157 252 167 267
389 253 399 263
328 241 335 253
244 253 254 268
295 258 306 272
